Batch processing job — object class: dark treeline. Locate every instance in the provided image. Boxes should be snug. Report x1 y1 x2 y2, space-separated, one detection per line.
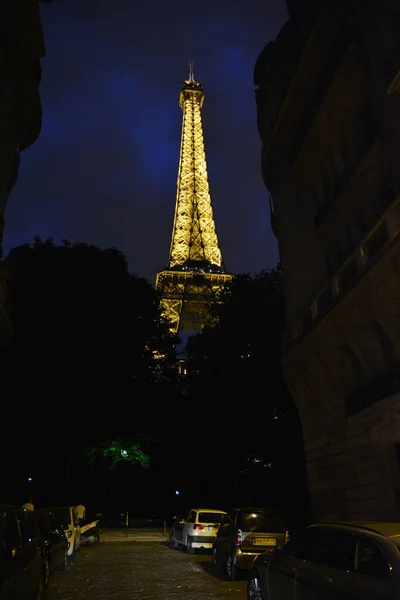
0 239 308 529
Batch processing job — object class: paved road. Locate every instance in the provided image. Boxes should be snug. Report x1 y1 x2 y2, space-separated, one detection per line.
46 542 247 600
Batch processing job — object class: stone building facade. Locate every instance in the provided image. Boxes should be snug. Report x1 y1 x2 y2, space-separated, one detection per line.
0 0 49 347
255 0 400 520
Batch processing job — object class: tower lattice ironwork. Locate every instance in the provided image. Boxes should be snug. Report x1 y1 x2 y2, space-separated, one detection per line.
155 62 232 334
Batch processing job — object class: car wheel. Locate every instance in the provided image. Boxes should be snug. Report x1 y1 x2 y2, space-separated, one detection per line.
247 573 263 600
36 575 45 600
226 555 237 580
86 531 100 544
186 537 195 555
169 532 178 549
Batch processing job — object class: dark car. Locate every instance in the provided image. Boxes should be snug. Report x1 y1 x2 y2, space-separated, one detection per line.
0 505 48 599
213 507 289 580
35 509 68 572
247 521 400 600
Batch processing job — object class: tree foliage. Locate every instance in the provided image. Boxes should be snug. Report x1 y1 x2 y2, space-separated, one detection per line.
187 267 284 379
182 267 309 523
3 237 177 400
85 436 150 471
0 237 179 502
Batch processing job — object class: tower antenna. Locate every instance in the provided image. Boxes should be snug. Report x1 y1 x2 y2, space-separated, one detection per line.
188 60 195 82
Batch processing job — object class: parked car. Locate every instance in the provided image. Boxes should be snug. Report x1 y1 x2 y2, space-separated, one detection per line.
35 508 68 572
0 505 48 599
46 506 81 560
169 508 227 554
247 521 400 600
213 506 289 580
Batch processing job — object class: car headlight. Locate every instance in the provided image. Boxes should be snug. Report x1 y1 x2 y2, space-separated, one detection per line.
65 531 72 538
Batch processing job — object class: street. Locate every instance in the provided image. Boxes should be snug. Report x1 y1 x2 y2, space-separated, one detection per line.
46 538 247 600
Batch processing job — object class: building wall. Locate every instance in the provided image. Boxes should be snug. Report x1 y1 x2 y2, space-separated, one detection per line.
0 0 49 347
255 0 400 520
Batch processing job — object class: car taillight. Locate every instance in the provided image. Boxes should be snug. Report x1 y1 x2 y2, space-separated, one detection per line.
193 524 204 530
236 529 243 546
285 531 290 543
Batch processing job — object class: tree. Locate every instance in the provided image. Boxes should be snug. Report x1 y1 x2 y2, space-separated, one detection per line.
0 237 178 504
186 267 286 414
184 268 310 526
85 436 151 471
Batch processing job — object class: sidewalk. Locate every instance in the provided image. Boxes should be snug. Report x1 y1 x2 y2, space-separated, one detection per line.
100 527 170 543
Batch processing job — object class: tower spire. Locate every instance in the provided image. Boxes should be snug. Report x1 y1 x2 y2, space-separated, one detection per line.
155 64 232 335
188 59 195 83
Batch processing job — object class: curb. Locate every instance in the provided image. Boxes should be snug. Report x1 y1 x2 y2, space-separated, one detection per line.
97 528 170 544
101 537 167 543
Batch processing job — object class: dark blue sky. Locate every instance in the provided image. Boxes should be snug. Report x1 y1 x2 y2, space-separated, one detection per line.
5 0 287 283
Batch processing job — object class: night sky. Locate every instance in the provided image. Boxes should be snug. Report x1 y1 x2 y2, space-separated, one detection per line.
5 0 287 283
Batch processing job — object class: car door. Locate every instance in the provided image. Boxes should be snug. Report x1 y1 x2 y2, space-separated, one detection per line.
174 510 189 543
295 528 358 600
266 527 315 600
18 509 44 597
350 536 393 599
47 512 64 569
0 512 23 599
182 510 196 545
215 513 234 563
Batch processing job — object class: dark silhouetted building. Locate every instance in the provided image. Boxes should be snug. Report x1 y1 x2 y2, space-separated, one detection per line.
0 0 49 346
255 0 400 521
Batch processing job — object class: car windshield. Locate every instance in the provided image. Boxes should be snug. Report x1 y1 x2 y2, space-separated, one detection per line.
198 512 225 524
52 510 70 527
237 511 285 533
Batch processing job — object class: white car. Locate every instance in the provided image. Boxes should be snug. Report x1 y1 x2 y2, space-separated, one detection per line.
169 508 227 554
50 506 81 559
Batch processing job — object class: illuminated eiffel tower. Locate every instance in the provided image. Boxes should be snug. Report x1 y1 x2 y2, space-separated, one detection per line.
155 62 232 335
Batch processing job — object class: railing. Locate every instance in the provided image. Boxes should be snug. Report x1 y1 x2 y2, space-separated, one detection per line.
291 194 400 344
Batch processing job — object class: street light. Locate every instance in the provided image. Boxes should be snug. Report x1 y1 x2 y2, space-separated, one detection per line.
28 477 32 482
175 490 180 496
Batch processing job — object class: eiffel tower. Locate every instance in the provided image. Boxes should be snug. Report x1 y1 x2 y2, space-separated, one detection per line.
155 62 232 335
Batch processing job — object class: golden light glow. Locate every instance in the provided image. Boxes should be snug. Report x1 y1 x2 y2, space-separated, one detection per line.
169 85 221 267
155 62 232 334
156 269 232 333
